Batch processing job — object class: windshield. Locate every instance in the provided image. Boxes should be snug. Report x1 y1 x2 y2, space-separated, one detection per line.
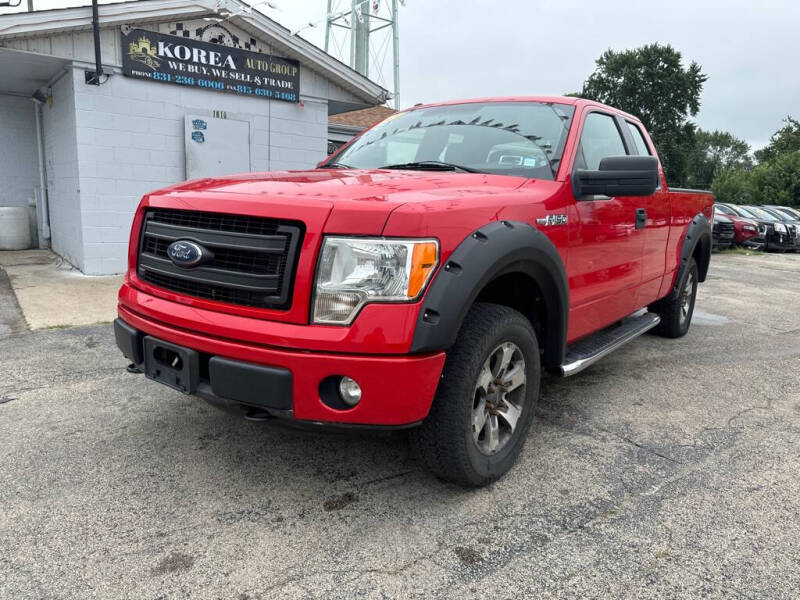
782 208 800 219
761 208 790 221
327 101 576 180
771 207 800 220
742 206 780 221
714 204 735 216
731 206 757 218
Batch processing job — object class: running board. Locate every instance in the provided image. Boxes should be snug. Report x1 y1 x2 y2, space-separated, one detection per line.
559 312 661 377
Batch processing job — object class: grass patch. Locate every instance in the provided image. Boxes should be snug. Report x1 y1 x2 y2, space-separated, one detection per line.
714 246 764 256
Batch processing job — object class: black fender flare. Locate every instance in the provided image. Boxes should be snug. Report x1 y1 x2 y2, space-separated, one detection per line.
410 220 569 369
673 213 711 294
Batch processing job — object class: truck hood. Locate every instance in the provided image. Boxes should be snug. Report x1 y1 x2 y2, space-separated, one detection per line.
156 169 529 234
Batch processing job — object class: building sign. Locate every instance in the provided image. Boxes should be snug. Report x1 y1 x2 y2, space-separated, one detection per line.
121 29 300 102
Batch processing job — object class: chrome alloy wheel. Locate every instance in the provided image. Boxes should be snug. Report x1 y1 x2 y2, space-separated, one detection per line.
472 342 526 455
680 270 695 325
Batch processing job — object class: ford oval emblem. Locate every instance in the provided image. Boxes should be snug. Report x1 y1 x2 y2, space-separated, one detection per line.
166 240 206 267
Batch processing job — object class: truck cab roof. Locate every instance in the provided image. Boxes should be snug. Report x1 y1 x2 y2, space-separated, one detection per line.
405 96 645 125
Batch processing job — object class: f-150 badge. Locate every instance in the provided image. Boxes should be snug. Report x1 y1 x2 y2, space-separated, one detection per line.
536 214 568 226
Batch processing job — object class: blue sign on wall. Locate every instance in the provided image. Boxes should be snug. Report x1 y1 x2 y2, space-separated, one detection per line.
192 119 207 130
191 131 205 143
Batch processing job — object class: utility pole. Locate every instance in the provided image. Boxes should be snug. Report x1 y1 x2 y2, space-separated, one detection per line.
391 0 398 110
325 0 400 109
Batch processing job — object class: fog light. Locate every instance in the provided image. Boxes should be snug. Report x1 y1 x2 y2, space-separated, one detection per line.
338 376 362 406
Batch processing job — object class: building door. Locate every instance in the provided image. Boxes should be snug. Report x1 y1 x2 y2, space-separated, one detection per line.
184 115 251 180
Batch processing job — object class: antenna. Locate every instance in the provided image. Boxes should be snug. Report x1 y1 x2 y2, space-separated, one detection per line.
324 0 400 109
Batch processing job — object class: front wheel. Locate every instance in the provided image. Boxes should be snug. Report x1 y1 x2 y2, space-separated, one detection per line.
649 258 698 338
410 303 540 487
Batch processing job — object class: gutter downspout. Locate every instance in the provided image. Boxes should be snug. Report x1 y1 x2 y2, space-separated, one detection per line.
91 0 102 78
32 98 51 248
84 0 105 84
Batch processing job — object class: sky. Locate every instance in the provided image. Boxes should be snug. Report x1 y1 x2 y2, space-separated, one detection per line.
3 0 798 150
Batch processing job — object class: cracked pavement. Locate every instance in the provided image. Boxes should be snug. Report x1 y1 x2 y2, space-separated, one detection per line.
1 252 799 599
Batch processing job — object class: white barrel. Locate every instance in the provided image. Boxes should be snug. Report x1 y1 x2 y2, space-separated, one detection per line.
0 206 32 250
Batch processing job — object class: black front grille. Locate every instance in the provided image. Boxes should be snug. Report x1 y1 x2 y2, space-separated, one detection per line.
718 222 734 239
146 209 284 236
713 221 735 247
143 236 285 275
137 209 303 309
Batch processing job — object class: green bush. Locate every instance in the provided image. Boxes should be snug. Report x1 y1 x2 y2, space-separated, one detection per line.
748 150 800 207
712 150 800 207
711 168 754 205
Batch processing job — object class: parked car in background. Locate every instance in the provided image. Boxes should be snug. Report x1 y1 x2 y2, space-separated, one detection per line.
760 206 800 251
713 203 761 248
763 205 800 221
717 203 793 252
741 205 797 252
712 212 735 250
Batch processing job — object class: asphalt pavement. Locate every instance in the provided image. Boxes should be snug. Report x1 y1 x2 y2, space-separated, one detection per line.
1 252 799 599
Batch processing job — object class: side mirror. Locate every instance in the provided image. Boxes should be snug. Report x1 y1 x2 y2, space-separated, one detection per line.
573 155 659 198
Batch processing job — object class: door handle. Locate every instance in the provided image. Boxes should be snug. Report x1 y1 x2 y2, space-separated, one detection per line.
635 208 647 230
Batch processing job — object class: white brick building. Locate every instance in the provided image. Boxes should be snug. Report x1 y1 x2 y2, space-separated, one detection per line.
0 0 388 274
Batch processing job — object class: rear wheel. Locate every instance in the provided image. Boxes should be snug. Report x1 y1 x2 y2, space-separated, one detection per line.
410 303 540 487
649 258 698 338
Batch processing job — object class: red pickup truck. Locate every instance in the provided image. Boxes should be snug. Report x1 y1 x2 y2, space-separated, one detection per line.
115 96 713 486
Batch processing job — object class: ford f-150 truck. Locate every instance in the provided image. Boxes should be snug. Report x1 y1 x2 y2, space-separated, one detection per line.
115 96 713 486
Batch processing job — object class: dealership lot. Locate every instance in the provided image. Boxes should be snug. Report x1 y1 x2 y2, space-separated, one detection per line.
1 252 799 599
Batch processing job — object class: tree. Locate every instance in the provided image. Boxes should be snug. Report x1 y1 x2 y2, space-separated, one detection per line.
685 129 753 189
710 168 754 205
754 116 800 163
712 151 800 207
574 43 707 185
748 150 800 207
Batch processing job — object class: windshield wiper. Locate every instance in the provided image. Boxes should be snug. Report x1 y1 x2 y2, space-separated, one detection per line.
379 160 481 173
318 161 353 169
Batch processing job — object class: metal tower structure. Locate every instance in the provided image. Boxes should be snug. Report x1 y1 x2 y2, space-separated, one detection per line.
324 0 400 109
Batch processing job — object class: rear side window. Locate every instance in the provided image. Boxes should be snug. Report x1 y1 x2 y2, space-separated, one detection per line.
626 122 652 156
576 112 627 170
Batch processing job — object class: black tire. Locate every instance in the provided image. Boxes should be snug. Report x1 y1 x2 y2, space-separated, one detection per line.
410 303 540 487
649 258 698 338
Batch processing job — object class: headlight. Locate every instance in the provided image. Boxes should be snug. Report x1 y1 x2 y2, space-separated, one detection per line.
742 224 757 232
312 237 439 324
774 223 787 233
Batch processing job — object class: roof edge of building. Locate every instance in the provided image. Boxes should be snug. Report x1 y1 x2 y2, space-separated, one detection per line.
0 0 389 106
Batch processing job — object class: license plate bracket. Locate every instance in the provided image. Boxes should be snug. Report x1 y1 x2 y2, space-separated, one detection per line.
143 336 199 394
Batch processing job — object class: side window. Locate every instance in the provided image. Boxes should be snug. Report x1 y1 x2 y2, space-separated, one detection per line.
577 112 627 170
626 122 652 156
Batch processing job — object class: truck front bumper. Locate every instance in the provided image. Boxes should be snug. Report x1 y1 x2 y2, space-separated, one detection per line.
115 308 446 427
